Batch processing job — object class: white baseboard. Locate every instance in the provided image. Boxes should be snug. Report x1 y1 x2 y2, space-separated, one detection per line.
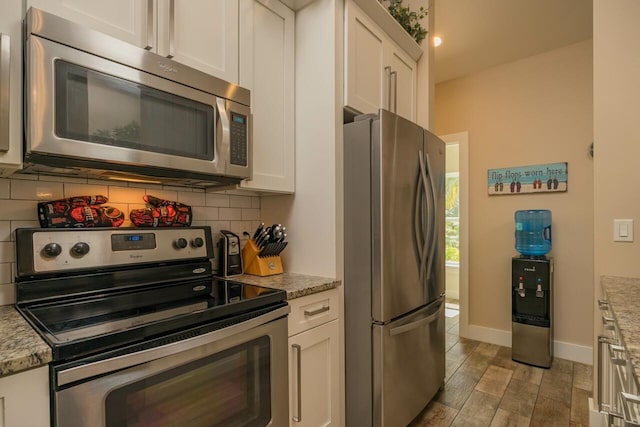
462 324 593 365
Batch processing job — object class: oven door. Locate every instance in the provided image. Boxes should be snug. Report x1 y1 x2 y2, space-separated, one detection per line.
54 307 288 427
26 34 250 180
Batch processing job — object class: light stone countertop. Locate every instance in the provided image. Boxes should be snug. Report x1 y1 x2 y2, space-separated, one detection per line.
227 272 341 300
0 305 52 378
602 275 640 380
0 272 339 378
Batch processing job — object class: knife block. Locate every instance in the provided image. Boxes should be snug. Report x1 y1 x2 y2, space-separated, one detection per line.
242 239 284 276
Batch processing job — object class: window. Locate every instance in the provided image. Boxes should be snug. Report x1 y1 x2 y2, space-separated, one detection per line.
445 172 460 265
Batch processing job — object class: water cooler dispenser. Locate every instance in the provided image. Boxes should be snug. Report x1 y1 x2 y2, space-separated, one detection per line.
512 210 554 368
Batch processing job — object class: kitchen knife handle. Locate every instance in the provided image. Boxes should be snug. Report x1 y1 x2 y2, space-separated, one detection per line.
167 0 175 58
0 33 10 153
292 344 302 422
145 0 154 50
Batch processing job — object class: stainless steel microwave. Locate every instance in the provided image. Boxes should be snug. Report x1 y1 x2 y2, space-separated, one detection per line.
23 8 251 188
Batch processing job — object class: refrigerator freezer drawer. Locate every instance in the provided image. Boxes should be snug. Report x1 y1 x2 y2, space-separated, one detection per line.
372 298 445 427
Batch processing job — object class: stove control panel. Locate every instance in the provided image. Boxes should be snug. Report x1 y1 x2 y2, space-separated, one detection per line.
16 227 213 275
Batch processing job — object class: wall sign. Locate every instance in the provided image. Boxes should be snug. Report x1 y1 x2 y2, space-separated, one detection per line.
488 162 567 195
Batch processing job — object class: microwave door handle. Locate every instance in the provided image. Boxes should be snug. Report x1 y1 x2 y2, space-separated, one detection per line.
145 0 154 50
216 98 231 165
0 33 9 153
167 0 175 58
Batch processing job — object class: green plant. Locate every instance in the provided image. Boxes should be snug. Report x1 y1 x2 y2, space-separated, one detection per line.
381 0 428 45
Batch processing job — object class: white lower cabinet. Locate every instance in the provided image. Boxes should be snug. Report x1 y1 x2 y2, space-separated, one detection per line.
0 366 50 427
287 288 341 426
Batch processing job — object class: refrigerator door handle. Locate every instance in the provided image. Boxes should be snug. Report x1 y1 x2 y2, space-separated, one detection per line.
413 167 425 272
389 301 443 336
418 151 431 283
425 152 438 285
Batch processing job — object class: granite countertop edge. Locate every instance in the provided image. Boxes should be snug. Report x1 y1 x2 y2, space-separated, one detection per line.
601 275 640 382
229 272 342 300
0 272 339 378
0 306 52 378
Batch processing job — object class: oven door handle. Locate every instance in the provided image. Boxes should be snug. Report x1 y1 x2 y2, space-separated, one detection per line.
57 305 290 387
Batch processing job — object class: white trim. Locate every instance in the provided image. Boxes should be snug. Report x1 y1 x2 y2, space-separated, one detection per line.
465 324 593 365
440 132 469 339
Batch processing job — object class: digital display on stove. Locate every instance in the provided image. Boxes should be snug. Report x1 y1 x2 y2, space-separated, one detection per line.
111 233 156 251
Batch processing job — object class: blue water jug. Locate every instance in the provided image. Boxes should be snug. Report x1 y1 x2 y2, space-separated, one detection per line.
515 210 552 256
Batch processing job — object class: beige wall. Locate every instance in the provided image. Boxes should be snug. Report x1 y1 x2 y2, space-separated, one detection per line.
435 39 594 347
593 1 640 282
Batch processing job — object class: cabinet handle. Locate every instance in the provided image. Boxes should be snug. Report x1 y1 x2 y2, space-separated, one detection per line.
145 0 154 50
390 70 398 113
167 0 175 59
384 66 392 111
0 33 10 153
292 344 302 422
304 306 329 317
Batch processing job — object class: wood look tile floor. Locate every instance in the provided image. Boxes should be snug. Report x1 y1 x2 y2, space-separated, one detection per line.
409 306 593 427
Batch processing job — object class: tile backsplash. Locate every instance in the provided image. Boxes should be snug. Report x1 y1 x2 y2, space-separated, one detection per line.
0 173 261 305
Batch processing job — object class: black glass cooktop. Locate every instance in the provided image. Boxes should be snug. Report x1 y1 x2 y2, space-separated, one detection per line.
17 278 286 362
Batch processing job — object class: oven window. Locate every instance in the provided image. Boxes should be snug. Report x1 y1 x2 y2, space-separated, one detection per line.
54 60 214 161
105 336 271 427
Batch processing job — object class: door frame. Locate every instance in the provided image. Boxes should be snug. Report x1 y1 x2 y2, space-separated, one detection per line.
439 131 469 338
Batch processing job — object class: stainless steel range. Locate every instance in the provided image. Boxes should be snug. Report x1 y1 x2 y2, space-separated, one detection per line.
15 227 289 427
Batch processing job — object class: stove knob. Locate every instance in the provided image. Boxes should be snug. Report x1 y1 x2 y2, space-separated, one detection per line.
191 237 204 248
42 243 62 258
71 242 90 257
175 238 188 249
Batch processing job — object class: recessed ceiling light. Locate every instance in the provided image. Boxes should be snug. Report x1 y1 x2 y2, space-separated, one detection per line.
434 36 442 47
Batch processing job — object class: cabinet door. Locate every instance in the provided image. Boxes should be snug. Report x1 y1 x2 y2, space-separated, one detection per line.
26 0 153 49
0 1 22 176
239 0 295 193
386 43 417 122
158 0 239 83
289 319 340 427
0 366 50 427
344 1 387 115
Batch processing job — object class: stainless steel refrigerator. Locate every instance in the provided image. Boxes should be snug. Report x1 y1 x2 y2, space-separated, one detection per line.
344 109 445 427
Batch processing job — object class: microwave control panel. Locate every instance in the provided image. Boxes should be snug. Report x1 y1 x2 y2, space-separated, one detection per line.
230 113 248 167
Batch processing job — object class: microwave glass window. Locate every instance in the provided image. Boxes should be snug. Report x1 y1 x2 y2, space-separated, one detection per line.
54 60 214 161
104 336 272 427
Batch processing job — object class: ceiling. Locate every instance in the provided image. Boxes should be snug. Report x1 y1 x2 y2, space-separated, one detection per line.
433 0 593 83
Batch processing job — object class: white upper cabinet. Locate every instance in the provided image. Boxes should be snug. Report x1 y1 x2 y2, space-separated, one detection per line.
0 1 23 176
344 0 417 122
26 0 153 48
239 0 295 193
387 44 417 122
26 0 239 83
345 5 386 116
157 0 239 84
